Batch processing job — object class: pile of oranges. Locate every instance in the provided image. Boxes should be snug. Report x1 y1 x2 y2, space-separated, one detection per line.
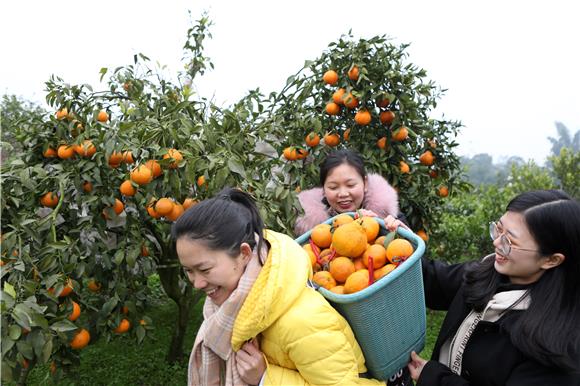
303 214 414 295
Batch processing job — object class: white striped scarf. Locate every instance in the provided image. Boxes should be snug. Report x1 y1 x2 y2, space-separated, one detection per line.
188 249 264 386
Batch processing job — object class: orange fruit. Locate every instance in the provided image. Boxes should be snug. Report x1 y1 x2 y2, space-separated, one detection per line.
182 198 198 210
332 221 367 258
330 285 345 294
147 204 162 219
419 150 435 166
392 126 409 142
348 65 360 81
74 140 97 157
97 110 109 122
311 223 332 248
360 216 380 242
70 328 91 350
303 244 317 268
43 147 57 158
374 263 396 280
344 270 369 294
121 306 129 314
332 88 346 105
386 239 414 263
59 278 74 297
354 109 372 126
400 161 410 174
324 133 340 147
57 145 75 159
50 361 57 375
313 271 336 290
343 93 358 109
322 70 339 85
375 235 387 246
429 169 439 179
325 102 340 115
197 175 206 188
353 257 365 271
68 301 81 322
283 147 298 161
87 280 101 293
377 137 387 150
40 192 59 208
119 180 137 196
109 151 124 165
305 132 320 147
163 148 183 169
145 160 163 178
122 151 134 164
343 128 351 142
130 165 153 186
416 229 429 242
438 185 449 197
362 244 387 269
329 257 356 283
141 245 150 257
296 148 308 160
376 97 390 108
155 198 175 216
56 108 68 120
139 319 147 326
333 214 354 228
165 202 184 221
380 110 396 125
113 318 131 333
113 198 124 215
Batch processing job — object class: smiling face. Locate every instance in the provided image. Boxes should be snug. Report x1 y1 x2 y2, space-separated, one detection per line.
323 163 367 213
176 238 251 306
492 211 551 284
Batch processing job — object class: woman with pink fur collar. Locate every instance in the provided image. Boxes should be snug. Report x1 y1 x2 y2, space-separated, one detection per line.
294 149 411 386
294 149 402 237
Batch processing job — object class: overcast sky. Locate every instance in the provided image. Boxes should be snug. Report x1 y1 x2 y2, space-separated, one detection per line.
1 0 578 164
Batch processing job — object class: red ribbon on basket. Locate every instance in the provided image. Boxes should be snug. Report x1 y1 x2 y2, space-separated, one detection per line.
367 256 375 285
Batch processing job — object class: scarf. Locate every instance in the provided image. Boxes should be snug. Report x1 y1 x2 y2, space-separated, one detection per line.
440 289 530 375
188 244 265 386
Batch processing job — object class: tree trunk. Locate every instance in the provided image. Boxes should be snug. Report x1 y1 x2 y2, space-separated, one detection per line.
158 261 192 363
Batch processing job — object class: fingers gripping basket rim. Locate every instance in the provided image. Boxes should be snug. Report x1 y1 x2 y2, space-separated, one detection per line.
295 212 427 380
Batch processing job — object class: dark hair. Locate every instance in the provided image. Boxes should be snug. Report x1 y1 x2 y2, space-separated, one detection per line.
319 149 366 186
464 189 580 372
171 188 266 260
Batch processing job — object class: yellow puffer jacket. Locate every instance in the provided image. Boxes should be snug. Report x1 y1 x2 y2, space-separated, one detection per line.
232 230 385 385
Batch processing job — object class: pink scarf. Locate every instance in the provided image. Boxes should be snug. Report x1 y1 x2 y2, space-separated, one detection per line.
188 249 264 386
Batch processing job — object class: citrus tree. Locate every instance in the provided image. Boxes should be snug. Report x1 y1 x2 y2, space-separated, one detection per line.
260 33 468 238
0 15 278 384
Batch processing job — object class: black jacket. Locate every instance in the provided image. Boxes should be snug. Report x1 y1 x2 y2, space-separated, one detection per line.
418 256 580 386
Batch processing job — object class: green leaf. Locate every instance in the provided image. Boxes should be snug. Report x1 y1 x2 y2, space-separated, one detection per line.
41 338 53 364
227 159 246 177
8 325 21 340
49 320 77 332
12 304 32 329
102 296 119 316
4 283 16 299
136 325 146 344
99 67 108 82
114 249 125 265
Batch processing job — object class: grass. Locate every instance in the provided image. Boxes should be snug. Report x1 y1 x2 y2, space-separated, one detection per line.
20 280 445 385
24 296 203 386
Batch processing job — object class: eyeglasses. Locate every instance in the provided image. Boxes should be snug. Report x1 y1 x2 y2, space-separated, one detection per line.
489 221 538 256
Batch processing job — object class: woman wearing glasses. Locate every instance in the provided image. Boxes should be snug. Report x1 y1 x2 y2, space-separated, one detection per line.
385 189 580 385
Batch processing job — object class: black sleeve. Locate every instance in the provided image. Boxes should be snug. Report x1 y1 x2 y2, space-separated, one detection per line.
422 257 470 311
417 361 469 386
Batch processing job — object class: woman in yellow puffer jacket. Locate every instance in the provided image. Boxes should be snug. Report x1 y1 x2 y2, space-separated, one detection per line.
172 188 387 386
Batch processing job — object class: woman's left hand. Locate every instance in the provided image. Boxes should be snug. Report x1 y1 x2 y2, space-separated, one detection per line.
407 351 427 382
236 338 266 385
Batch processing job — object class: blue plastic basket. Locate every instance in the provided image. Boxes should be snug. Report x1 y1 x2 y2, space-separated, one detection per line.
294 214 426 380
